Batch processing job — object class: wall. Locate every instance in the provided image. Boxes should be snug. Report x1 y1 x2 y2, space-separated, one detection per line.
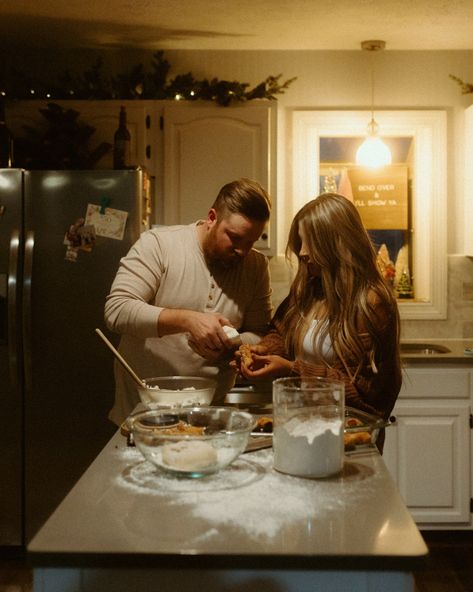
4 48 473 337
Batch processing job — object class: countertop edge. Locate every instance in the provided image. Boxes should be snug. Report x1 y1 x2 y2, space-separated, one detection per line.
26 550 429 572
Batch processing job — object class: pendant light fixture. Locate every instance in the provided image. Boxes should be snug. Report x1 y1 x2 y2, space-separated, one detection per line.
356 40 392 168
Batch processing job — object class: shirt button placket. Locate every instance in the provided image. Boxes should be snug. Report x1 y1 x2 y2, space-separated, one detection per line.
206 278 215 309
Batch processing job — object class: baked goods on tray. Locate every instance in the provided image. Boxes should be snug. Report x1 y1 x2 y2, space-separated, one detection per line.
253 416 273 433
343 407 389 449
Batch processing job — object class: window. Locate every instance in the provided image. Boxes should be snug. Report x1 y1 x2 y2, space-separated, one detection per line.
292 110 447 319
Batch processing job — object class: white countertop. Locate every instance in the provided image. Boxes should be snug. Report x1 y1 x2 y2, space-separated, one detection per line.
28 430 428 571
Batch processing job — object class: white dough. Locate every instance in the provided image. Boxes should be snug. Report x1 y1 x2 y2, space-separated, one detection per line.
161 440 218 471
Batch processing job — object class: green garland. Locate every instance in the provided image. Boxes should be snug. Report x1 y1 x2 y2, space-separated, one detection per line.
449 74 473 94
2 51 296 107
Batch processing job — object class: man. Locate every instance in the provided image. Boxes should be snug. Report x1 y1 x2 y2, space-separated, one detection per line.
105 178 273 425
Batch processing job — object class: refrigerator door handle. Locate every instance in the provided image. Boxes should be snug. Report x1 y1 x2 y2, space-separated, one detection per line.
8 230 20 387
23 230 34 392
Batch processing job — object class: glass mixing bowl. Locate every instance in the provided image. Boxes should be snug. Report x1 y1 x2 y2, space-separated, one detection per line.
128 406 255 478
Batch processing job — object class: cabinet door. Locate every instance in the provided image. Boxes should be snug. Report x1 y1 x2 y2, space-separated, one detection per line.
383 401 471 524
162 103 276 254
399 365 472 399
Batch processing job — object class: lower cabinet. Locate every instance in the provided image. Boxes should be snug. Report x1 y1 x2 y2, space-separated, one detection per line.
383 366 472 527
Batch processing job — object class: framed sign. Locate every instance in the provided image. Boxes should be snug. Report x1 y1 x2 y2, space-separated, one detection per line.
348 165 409 230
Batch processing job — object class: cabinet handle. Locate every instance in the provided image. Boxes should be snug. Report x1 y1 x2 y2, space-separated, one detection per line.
146 145 151 159
389 415 397 424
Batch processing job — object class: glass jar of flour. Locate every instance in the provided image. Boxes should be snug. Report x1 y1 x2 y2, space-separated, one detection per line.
272 377 345 478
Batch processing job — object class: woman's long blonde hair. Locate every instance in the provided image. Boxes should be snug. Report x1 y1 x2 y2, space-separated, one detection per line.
281 193 400 378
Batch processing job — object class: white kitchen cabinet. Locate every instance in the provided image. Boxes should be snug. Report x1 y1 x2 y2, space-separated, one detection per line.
383 366 472 527
6 100 277 246
162 102 277 255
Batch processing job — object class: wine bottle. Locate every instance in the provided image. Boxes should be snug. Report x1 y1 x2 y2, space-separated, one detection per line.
113 106 131 169
0 101 13 168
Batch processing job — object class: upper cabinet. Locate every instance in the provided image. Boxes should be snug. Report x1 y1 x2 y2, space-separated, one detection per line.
162 102 277 255
6 100 277 255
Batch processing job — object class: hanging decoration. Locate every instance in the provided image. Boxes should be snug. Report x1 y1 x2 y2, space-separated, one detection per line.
449 74 473 95
0 51 297 107
356 40 392 168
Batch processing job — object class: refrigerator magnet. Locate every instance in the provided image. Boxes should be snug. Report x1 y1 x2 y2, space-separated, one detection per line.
85 204 128 241
64 217 85 249
65 245 79 262
77 224 96 252
63 217 96 261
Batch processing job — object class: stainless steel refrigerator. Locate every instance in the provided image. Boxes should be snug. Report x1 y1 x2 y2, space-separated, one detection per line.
0 168 149 549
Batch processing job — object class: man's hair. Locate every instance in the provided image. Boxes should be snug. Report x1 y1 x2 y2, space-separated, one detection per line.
211 178 271 222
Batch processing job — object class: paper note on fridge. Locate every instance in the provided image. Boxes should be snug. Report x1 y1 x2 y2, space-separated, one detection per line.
85 204 128 240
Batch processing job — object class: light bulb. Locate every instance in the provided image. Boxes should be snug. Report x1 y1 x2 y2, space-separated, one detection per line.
356 134 392 168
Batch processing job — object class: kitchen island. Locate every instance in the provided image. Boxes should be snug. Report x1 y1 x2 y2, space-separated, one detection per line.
28 431 428 592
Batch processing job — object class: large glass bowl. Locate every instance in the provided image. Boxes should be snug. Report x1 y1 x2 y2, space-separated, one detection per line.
137 376 216 409
128 407 255 478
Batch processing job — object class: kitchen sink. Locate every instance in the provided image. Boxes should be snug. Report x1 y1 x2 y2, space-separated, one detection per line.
400 342 451 355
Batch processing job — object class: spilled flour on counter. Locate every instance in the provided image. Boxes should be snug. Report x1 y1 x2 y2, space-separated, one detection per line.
114 446 379 540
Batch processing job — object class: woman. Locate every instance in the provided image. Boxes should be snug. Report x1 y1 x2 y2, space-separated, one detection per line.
237 193 402 441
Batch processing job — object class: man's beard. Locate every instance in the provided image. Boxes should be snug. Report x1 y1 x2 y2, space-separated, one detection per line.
202 228 242 269
206 249 242 270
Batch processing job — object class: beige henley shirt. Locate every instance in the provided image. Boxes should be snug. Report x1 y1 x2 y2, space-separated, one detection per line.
105 222 272 425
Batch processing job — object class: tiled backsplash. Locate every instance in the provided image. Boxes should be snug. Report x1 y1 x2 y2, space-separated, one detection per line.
268 254 473 340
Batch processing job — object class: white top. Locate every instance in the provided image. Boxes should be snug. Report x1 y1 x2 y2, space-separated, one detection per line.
105 223 272 424
301 319 335 364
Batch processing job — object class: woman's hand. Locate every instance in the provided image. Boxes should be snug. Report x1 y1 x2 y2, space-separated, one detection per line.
239 354 294 380
231 344 269 372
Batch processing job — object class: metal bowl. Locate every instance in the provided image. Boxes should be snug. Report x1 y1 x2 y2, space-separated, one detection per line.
137 376 216 409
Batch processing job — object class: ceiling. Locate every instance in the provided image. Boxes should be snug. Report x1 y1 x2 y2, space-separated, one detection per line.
2 0 473 51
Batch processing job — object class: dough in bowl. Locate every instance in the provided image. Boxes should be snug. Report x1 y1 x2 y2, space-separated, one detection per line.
161 440 218 471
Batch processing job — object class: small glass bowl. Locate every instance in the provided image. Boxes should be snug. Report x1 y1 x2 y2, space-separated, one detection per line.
137 376 216 409
128 407 255 478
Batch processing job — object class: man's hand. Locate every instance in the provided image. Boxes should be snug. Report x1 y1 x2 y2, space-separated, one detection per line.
185 311 235 350
159 309 232 345
158 309 239 360
187 338 231 361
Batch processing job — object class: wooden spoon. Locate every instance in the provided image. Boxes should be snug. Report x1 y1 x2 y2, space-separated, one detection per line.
95 328 145 388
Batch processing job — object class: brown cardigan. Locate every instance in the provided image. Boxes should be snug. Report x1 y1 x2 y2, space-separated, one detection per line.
258 298 402 423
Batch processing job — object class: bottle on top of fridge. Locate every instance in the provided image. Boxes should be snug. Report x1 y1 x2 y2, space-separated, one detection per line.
113 106 131 169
